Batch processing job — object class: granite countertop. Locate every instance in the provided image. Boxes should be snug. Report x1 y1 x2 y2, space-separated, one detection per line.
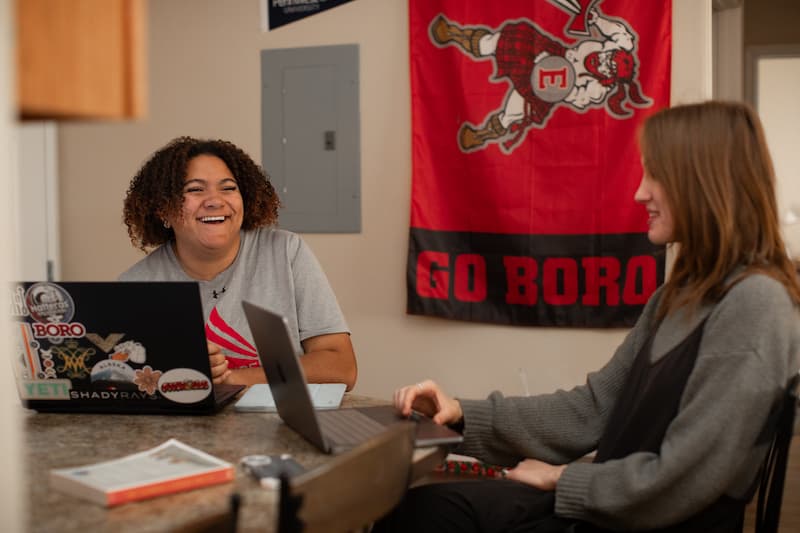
23 393 397 533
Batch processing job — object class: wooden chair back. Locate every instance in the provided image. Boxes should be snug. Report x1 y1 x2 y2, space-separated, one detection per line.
278 422 415 533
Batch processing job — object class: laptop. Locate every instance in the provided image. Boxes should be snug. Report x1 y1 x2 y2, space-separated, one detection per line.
10 281 244 414
241 300 464 453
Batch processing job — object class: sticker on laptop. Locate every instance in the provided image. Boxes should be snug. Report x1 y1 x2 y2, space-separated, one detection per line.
20 283 86 342
111 340 146 364
18 379 72 400
24 282 75 324
134 365 163 395
91 360 136 386
157 368 212 404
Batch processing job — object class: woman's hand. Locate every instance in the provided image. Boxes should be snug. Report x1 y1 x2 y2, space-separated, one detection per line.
393 379 463 426
504 458 566 491
207 341 231 385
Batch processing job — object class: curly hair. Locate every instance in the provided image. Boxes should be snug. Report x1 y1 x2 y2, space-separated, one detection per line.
123 137 281 251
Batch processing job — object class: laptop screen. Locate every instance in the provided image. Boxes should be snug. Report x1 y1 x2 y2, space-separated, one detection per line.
242 299 464 452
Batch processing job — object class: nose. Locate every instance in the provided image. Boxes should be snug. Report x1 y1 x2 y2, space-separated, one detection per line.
203 191 223 208
634 175 649 204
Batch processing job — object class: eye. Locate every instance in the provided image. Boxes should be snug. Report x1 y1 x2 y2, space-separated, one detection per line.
223 185 238 192
184 187 203 193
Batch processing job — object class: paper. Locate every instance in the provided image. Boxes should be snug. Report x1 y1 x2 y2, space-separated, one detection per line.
234 383 346 412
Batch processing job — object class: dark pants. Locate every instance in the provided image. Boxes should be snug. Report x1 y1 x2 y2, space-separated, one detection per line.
372 479 745 533
372 479 583 533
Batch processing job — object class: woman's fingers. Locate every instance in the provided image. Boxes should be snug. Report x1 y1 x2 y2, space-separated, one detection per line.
393 380 463 426
208 347 230 384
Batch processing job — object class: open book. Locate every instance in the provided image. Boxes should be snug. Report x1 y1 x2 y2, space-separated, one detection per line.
50 439 234 506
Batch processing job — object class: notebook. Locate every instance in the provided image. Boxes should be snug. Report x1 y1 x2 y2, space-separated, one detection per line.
10 281 245 414
234 383 346 412
241 300 464 454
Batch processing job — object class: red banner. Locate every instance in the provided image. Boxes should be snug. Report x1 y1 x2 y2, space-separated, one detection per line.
407 0 671 327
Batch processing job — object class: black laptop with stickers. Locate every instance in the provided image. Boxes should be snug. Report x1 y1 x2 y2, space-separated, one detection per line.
10 281 244 414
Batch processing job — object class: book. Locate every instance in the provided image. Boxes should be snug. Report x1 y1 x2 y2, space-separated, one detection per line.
234 383 346 412
50 438 235 507
434 453 507 478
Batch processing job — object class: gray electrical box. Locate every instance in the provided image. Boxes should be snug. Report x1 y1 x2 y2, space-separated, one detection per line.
261 44 361 233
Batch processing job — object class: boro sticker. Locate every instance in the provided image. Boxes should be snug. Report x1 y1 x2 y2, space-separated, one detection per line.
31 322 86 339
157 368 212 404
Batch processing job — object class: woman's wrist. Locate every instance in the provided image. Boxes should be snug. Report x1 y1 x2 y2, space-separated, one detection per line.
225 367 266 386
448 400 465 432
552 464 567 487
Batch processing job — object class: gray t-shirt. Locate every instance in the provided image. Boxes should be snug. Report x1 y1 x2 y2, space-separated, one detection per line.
119 228 348 369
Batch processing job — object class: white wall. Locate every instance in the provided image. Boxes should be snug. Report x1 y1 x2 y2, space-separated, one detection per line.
673 0 713 104
57 0 711 401
757 55 800 255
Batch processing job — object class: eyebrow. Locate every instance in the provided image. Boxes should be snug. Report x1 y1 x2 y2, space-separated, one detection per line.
183 177 237 186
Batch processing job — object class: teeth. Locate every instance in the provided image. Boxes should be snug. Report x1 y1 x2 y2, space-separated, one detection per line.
201 216 226 222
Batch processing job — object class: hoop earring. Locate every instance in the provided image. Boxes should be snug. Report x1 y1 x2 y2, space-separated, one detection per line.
162 219 171 229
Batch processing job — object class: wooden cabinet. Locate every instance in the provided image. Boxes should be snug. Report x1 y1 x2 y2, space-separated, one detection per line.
15 0 147 120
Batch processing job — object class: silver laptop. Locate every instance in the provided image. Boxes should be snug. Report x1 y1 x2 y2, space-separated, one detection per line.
241 300 463 454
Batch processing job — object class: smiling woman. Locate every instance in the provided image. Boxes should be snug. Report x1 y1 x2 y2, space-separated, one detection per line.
118 137 357 390
167 155 245 276
375 102 800 533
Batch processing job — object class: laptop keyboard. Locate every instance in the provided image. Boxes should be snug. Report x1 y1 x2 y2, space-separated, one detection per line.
318 408 386 447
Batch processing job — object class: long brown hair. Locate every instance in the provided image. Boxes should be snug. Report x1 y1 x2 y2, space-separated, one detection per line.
639 101 800 319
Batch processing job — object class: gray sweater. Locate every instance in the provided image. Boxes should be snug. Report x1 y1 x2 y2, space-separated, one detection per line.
457 274 800 530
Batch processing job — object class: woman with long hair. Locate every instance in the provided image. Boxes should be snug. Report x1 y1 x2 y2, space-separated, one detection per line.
377 101 800 532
